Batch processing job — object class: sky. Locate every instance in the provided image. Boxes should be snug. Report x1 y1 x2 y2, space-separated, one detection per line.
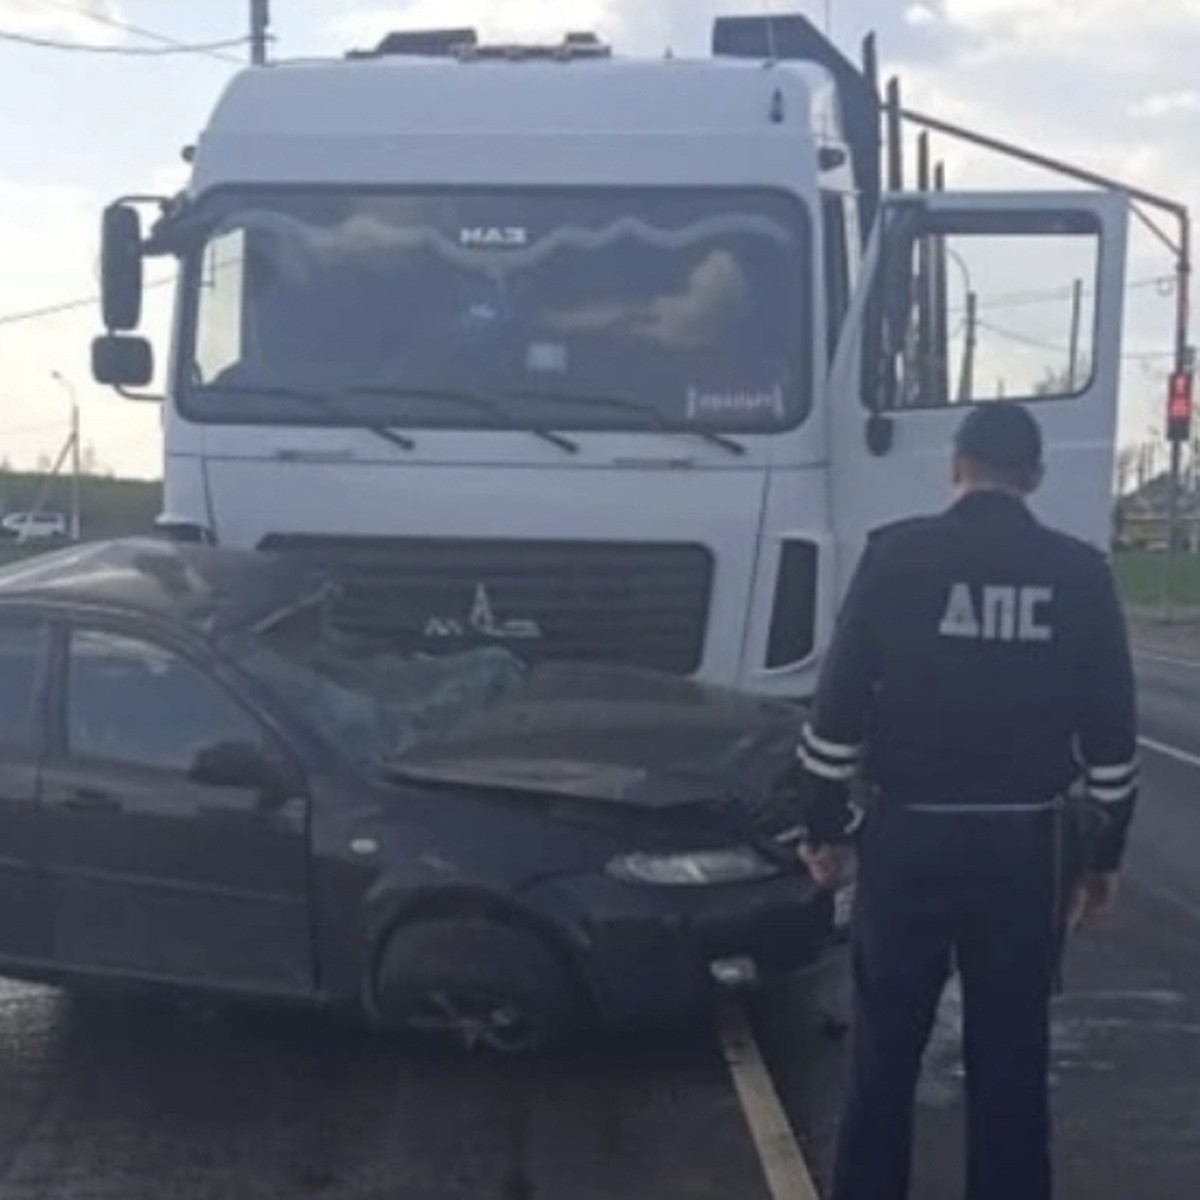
0 0 1197 479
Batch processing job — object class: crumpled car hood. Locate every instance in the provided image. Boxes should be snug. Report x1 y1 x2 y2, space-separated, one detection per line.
385 661 800 809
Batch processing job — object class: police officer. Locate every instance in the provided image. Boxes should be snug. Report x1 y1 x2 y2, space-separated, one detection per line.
791 402 1138 1200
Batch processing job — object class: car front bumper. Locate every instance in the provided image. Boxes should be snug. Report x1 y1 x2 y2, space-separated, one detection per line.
522 870 851 1027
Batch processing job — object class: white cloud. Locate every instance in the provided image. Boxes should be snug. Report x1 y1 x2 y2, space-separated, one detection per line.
905 3 939 25
938 0 1200 41
0 0 123 43
1130 89 1200 119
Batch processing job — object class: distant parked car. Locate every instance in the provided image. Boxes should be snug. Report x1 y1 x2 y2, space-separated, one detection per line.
1 511 68 543
0 539 846 1051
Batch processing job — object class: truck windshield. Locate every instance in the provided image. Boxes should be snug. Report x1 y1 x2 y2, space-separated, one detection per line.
179 188 812 435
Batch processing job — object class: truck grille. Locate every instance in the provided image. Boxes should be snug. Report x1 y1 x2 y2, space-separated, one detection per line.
259 535 713 675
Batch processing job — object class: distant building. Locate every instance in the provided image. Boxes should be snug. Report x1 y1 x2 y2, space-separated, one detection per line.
1117 473 1200 552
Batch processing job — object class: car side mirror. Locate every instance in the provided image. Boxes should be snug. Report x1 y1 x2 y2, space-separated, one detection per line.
101 203 144 331
189 741 293 800
92 335 154 389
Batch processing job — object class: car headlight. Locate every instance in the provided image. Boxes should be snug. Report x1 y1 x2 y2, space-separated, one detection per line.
606 846 779 887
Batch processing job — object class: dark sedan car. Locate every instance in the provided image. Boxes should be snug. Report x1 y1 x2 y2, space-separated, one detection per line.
0 539 844 1050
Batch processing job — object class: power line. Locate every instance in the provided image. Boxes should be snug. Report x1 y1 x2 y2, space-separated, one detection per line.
949 275 1175 316
30 0 246 65
0 277 175 329
978 318 1175 362
0 27 248 56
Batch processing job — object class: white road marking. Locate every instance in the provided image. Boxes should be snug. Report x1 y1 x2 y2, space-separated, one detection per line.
1134 647 1200 671
718 1001 821 1200
1139 734 1200 771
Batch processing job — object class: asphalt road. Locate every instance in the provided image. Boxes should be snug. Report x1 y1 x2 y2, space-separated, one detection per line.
0 989 783 1200
771 628 1200 1198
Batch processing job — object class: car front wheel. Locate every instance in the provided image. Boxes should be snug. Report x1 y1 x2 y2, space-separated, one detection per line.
373 918 578 1054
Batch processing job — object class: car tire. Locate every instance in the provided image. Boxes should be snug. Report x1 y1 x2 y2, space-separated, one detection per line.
373 918 577 1054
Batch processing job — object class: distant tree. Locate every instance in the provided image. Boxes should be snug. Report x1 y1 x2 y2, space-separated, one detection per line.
80 443 103 476
1033 359 1092 397
1115 445 1139 497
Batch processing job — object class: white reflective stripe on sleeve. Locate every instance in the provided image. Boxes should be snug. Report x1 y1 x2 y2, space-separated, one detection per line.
1089 782 1138 804
1086 760 1140 783
801 725 863 763
799 748 858 782
844 803 865 836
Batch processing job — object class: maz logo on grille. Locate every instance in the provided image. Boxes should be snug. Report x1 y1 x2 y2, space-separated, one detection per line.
424 584 543 641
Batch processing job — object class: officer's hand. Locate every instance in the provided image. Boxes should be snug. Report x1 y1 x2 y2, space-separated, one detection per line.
798 842 850 890
1069 871 1119 930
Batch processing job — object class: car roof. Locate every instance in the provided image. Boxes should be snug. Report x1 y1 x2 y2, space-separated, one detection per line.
0 539 326 637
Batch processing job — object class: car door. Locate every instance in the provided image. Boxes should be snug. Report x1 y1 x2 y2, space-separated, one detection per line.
829 191 1129 598
41 623 314 996
0 615 52 965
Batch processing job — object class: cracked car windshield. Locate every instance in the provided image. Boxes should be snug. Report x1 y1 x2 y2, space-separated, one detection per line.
183 188 811 432
236 602 526 765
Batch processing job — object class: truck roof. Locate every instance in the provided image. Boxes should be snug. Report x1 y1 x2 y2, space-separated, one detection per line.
190 55 843 193
206 55 840 139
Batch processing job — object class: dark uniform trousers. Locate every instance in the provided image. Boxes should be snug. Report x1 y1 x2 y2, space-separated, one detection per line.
833 803 1059 1200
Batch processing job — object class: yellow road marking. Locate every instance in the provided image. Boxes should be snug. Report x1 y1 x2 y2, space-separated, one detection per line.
718 1001 822 1200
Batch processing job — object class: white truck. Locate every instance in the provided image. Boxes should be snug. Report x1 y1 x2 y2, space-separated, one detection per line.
91 13 1143 701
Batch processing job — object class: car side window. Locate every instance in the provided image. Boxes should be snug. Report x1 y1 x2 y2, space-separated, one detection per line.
0 621 48 751
67 630 260 773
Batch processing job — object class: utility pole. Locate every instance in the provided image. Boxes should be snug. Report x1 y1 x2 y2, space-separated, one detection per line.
1066 278 1083 390
958 291 977 403
250 0 270 66
50 371 81 542
70 402 81 542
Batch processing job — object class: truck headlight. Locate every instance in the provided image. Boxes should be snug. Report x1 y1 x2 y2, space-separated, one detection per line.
606 847 779 886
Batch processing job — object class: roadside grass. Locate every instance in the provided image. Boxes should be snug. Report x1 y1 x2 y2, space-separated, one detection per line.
1113 550 1200 611
0 474 161 570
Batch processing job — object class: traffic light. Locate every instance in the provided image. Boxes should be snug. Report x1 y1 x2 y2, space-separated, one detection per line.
1167 370 1193 443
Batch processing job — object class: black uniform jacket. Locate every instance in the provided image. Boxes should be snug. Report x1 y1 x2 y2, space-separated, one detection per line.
800 490 1138 871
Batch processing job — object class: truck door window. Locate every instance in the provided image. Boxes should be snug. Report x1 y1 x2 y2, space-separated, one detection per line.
871 209 1101 410
195 229 247 382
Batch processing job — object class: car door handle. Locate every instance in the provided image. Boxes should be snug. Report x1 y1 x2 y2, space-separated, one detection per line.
60 788 122 815
197 795 307 830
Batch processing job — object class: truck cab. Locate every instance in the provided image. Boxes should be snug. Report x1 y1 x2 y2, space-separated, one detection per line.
92 14 1129 701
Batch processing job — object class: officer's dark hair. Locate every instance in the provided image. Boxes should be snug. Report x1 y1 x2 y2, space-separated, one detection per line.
954 402 1044 491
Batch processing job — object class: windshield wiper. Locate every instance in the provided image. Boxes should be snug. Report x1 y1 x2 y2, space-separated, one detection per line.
346 384 580 455
504 388 747 457
195 383 416 452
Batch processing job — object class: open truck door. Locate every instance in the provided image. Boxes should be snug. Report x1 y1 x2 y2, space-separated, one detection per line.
828 190 1129 599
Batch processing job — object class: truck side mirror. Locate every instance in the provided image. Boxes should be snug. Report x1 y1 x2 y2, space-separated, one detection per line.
92 335 154 388
101 204 145 331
